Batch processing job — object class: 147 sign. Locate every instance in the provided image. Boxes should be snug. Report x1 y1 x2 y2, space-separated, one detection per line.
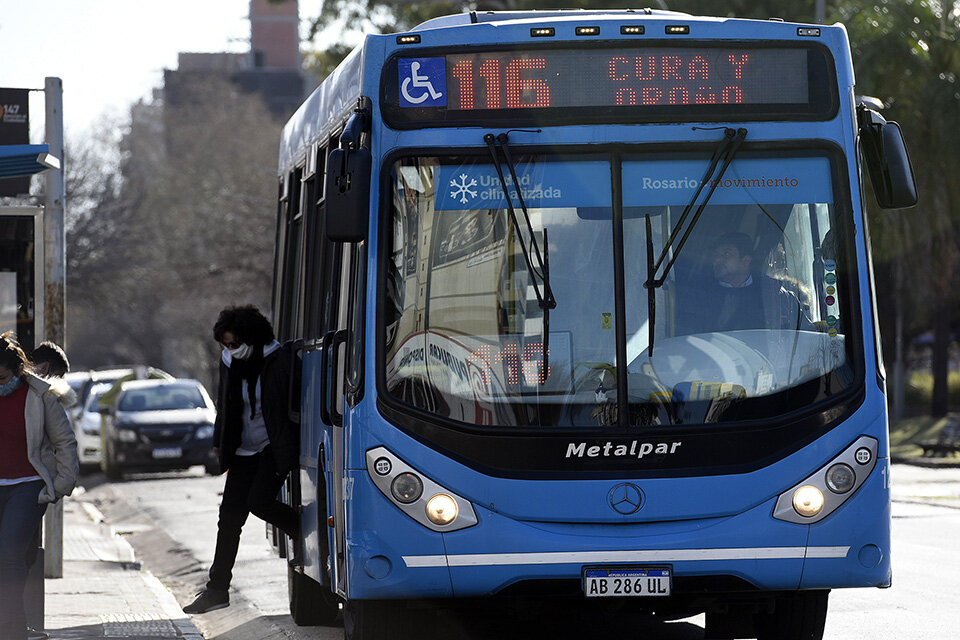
0 87 30 197
0 87 29 141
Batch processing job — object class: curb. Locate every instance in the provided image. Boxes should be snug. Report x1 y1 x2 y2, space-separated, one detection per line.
86 483 301 640
892 456 960 469
50 494 205 640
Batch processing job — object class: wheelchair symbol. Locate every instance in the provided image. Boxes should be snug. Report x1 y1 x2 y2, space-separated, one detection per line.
401 61 443 104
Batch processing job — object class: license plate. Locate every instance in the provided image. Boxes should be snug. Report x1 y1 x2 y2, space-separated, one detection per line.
152 447 182 459
583 566 672 597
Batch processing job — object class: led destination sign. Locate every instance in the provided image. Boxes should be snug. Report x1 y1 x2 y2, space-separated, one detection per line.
383 45 835 126
445 48 806 109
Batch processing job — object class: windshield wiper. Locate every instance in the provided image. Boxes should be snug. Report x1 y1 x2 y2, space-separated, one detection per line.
485 132 554 425
644 127 747 356
484 132 556 311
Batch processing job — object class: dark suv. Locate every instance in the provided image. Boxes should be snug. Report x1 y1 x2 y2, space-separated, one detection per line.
100 379 218 479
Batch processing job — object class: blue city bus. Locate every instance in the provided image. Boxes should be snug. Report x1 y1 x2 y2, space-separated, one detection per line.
269 10 916 640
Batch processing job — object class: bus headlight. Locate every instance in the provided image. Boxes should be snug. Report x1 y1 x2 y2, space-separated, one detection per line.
773 436 879 524
825 463 856 494
391 473 423 504
792 485 824 517
425 494 459 526
366 447 478 532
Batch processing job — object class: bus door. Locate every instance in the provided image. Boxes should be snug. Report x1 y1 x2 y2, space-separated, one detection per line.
320 137 368 599
326 245 355 597
277 142 332 591
298 138 360 597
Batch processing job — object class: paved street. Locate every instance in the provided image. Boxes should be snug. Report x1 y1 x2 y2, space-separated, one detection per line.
73 463 960 640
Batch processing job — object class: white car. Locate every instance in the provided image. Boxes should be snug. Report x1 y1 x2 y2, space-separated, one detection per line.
74 382 113 469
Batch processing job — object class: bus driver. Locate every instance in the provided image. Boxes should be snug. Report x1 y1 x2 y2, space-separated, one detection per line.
680 231 812 335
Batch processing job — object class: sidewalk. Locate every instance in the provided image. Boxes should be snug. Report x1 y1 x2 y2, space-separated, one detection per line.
890 461 960 508
40 492 203 640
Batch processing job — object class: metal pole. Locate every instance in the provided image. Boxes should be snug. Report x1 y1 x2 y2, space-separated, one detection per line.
816 0 826 23
42 76 66 580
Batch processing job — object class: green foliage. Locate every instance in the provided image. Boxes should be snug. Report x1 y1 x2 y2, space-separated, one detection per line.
303 0 824 80
303 43 355 85
904 370 960 407
889 414 943 457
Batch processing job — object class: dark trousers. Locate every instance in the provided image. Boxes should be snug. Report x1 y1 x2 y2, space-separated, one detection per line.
0 480 47 640
207 446 298 592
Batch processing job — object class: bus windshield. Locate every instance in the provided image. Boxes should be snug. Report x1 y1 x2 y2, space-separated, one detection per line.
384 151 856 429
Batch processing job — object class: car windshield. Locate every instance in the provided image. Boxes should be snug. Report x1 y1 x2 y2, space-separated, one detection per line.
67 377 87 395
84 385 112 413
384 152 856 429
118 384 207 412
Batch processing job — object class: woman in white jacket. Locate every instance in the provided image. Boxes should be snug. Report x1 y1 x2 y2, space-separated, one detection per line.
0 332 78 640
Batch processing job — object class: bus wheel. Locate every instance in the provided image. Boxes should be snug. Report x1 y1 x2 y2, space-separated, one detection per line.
754 590 829 640
343 599 401 640
287 565 339 626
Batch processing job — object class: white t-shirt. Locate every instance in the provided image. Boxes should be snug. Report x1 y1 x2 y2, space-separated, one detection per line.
222 341 280 456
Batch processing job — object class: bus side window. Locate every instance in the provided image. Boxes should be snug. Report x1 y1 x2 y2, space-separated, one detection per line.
345 242 366 405
304 145 328 339
277 167 306 341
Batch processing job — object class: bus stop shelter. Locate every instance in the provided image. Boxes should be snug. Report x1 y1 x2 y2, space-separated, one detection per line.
2 80 66 633
0 143 60 179
0 143 58 355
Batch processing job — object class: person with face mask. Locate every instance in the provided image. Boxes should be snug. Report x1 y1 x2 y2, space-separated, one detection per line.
0 332 78 640
183 306 300 614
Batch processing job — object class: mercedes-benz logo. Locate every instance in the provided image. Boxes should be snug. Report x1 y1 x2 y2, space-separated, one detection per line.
608 483 644 515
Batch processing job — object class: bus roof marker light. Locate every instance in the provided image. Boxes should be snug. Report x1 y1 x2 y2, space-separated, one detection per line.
396 34 421 44
665 25 690 35
576 26 600 36
798 27 821 37
620 25 645 35
530 27 555 37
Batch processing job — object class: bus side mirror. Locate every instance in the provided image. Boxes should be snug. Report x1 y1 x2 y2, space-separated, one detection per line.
858 107 918 209
326 110 371 242
326 147 370 242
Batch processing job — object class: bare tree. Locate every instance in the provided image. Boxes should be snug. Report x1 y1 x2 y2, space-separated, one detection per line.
66 78 283 390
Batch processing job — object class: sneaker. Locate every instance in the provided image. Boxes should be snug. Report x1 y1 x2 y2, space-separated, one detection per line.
183 588 230 614
27 628 49 640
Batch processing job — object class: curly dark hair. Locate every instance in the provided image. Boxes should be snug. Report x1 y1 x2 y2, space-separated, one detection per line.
0 331 34 376
212 305 275 347
32 341 70 376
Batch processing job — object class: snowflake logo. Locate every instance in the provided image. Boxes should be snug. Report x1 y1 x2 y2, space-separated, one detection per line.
449 173 478 204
